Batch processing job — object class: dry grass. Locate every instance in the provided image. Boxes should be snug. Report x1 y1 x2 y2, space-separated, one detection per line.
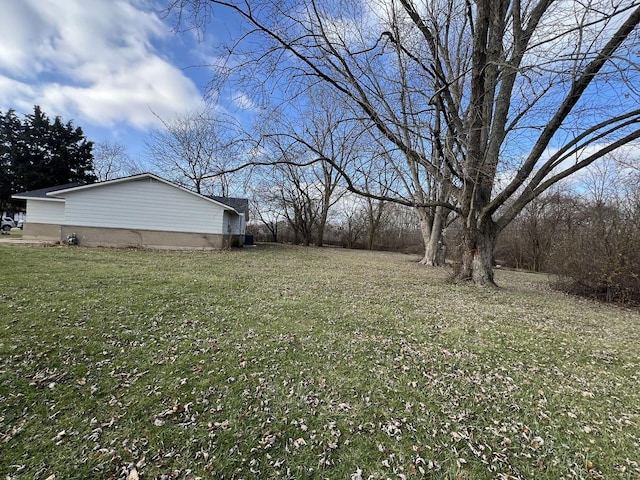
1 243 638 479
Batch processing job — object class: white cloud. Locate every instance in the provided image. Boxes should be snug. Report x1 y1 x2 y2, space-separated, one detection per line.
230 91 258 111
0 0 203 129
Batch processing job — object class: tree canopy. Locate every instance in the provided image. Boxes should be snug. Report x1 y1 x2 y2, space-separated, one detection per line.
0 105 96 211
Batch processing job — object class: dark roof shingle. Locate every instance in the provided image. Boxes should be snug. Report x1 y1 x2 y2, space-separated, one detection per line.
12 183 82 199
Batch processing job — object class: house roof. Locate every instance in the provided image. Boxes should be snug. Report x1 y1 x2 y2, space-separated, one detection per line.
211 196 249 221
14 173 245 216
12 183 81 201
12 173 249 219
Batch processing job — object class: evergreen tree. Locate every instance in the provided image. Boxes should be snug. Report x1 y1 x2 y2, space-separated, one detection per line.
0 105 96 212
0 109 23 211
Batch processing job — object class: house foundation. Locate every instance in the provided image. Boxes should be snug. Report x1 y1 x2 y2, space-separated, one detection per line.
58 225 244 250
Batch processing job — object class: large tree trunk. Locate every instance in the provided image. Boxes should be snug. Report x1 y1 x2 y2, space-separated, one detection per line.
366 229 375 250
456 221 498 286
315 215 326 247
416 207 446 266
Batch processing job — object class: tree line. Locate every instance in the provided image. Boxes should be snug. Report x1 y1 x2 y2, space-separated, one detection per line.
495 162 640 305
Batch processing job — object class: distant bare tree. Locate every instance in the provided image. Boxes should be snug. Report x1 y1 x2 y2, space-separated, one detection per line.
496 191 579 271
256 89 364 247
294 93 354 247
275 163 322 246
334 195 368 249
146 108 244 196
93 140 142 181
250 138 325 246
549 167 640 305
249 186 282 242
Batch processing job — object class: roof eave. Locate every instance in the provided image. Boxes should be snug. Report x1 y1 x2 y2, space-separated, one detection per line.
43 173 242 215
11 194 65 202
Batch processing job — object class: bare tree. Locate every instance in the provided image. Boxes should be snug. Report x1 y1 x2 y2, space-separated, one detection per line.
251 137 325 246
548 164 640 305
93 140 142 181
354 153 400 251
255 89 370 247
292 93 354 247
495 190 578 271
146 108 244 196
169 0 640 285
333 195 368 248
273 163 322 246
363 194 388 251
249 187 282 242
378 203 423 251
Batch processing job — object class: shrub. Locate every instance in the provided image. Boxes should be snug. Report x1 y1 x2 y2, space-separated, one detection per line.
548 202 640 306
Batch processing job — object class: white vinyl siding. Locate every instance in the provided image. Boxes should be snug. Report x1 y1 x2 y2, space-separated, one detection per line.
61 178 230 234
26 199 65 224
224 211 245 235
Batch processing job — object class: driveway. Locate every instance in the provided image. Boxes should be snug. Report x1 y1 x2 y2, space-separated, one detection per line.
0 231 51 245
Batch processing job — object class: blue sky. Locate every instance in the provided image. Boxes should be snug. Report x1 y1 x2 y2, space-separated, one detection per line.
0 0 251 162
2 0 638 182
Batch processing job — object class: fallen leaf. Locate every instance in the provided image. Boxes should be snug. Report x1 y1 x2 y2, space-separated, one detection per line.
127 468 139 480
531 436 544 449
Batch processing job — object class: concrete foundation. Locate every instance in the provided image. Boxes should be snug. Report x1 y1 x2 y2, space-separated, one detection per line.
59 225 245 250
22 223 62 242
19 224 243 250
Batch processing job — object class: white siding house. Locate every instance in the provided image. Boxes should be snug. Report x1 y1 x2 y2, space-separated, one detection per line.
13 174 247 249
23 197 65 225
11 183 75 241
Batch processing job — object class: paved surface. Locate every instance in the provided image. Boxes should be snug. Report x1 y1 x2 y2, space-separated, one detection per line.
0 232 52 245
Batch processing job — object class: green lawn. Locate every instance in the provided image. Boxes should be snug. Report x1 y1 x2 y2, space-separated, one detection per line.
0 244 638 479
